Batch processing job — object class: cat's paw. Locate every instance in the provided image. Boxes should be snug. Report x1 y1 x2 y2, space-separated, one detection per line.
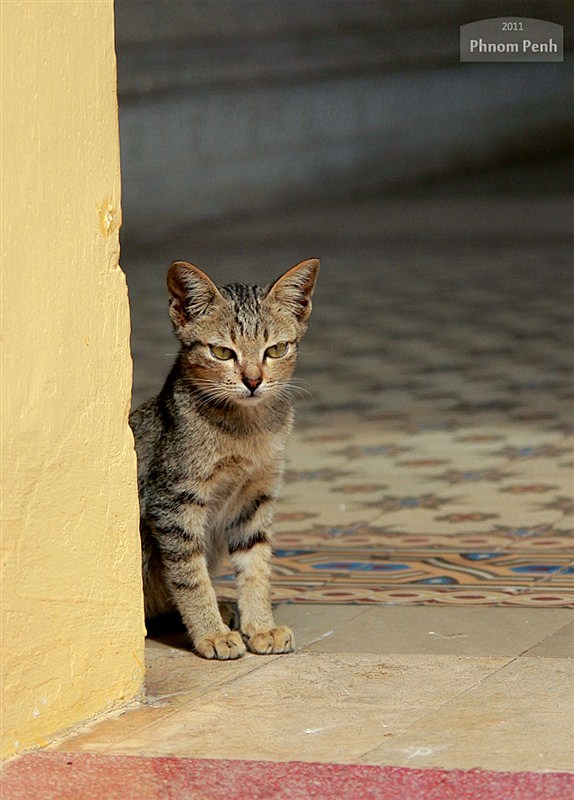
195 630 246 660
245 625 295 655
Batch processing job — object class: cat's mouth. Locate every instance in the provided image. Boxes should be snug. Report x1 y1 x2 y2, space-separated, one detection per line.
236 391 267 406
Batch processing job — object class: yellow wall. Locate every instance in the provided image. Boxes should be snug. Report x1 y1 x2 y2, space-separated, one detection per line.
1 1 145 759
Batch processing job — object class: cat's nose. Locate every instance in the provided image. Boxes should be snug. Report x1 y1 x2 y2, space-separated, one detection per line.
243 375 262 394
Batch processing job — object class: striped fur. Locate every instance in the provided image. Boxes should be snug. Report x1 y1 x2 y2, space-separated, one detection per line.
130 258 319 659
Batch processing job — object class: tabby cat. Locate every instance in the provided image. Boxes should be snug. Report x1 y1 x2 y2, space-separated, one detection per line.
129 258 319 660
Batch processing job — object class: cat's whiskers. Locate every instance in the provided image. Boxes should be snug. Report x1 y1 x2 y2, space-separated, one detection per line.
187 378 237 411
271 380 313 401
187 374 313 412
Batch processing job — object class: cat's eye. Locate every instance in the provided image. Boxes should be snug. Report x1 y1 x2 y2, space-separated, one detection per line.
209 344 235 361
265 342 289 359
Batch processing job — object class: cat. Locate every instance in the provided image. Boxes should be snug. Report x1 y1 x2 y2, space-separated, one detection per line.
129 258 319 660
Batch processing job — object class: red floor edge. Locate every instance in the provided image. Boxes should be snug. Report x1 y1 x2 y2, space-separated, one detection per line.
2 753 572 800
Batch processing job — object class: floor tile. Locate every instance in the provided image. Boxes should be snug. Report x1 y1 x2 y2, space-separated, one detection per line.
54 653 509 763
293 606 574 657
361 656 574 772
273 603 367 648
144 635 283 700
525 620 574 657
52 643 281 753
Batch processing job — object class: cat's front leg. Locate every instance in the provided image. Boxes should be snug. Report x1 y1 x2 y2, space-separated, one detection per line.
228 503 294 655
152 516 246 660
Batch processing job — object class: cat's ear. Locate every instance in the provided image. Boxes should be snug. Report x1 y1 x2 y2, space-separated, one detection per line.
266 258 320 323
167 261 221 327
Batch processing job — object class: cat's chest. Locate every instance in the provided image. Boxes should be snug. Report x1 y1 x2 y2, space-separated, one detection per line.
212 430 283 476
190 426 285 489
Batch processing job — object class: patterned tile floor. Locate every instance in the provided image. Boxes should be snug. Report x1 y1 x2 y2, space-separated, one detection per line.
126 172 573 609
